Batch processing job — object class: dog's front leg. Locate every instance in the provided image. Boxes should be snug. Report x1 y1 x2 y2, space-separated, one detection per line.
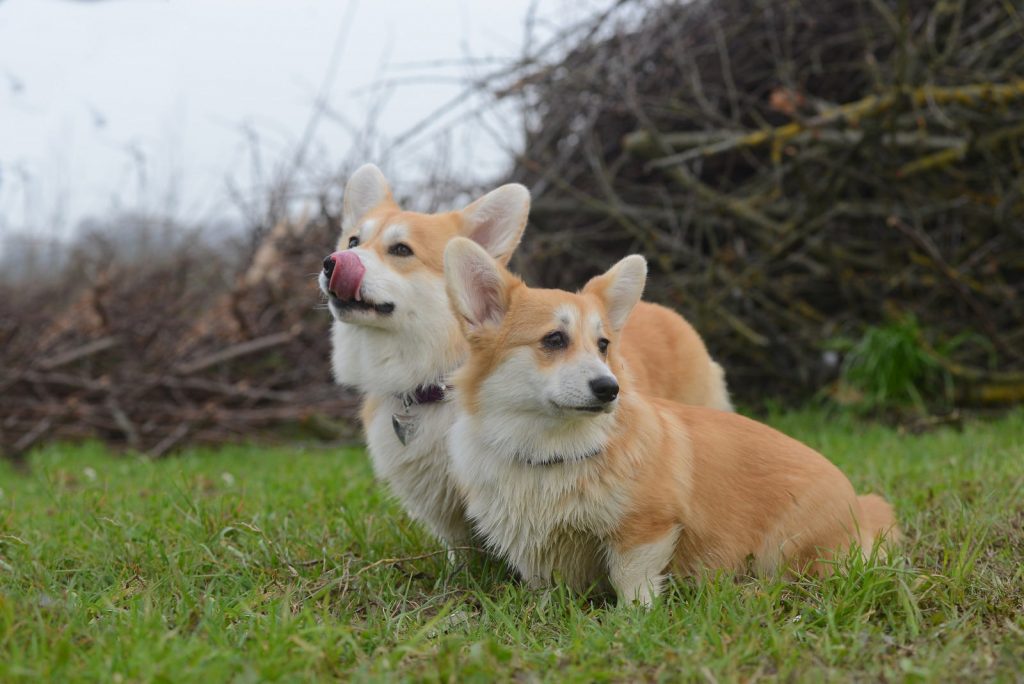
606 528 680 608
513 555 552 590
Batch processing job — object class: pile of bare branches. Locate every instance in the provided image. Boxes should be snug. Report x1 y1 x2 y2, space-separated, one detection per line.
0 208 358 460
4 0 1023 460
499 0 1024 402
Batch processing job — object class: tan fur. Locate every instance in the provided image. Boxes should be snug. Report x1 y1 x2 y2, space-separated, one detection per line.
856 493 902 552
330 165 731 551
621 302 732 411
449 252 899 602
453 277 730 411
339 206 467 275
343 197 730 410
609 401 891 577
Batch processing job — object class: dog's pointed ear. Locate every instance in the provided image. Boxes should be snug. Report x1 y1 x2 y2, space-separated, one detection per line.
459 184 530 265
583 255 647 332
445 237 512 333
342 164 394 229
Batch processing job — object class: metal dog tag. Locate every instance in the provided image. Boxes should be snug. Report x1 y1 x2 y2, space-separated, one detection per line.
392 412 418 446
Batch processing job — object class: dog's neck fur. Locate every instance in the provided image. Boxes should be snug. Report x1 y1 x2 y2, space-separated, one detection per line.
330 304 467 399
462 398 618 468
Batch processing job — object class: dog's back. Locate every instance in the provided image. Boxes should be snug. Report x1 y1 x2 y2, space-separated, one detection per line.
622 302 732 411
661 404 886 576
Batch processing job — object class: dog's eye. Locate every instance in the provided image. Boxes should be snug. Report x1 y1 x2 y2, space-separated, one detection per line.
388 243 414 257
541 331 568 350
348 236 359 248
597 338 609 354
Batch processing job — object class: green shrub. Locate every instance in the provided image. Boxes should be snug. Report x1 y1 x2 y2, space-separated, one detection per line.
838 318 953 410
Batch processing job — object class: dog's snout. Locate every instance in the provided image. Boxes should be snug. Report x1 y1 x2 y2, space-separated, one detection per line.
589 375 619 403
324 250 366 301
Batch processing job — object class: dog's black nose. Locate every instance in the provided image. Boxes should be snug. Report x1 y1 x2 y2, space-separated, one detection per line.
323 255 336 279
589 376 619 403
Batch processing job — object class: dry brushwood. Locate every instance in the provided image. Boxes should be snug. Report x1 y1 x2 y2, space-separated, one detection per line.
0 208 359 460
495 0 1024 403
4 0 1024 459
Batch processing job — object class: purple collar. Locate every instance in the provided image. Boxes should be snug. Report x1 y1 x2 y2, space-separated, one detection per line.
520 446 602 466
402 383 449 407
391 382 450 445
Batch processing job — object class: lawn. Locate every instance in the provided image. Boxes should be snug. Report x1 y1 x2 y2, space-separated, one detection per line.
1 409 1022 682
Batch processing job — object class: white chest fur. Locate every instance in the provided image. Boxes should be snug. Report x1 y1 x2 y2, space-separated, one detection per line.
363 394 470 544
448 414 628 592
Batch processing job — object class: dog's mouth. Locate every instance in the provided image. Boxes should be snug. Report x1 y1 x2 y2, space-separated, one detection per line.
328 293 395 316
553 401 613 414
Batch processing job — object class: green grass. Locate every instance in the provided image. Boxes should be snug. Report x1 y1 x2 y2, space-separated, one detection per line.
1 409 1022 682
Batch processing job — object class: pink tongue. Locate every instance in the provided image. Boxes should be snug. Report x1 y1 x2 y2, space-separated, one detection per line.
329 251 366 301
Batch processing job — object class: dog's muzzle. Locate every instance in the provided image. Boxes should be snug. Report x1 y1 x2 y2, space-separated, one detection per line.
323 250 365 301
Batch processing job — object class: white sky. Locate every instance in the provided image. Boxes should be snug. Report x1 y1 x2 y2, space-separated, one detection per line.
0 0 600 240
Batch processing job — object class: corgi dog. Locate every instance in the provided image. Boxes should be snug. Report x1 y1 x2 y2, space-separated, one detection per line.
321 164 732 547
444 237 899 605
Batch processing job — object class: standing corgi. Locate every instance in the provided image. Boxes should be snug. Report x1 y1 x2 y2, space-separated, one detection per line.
444 237 899 605
321 164 731 547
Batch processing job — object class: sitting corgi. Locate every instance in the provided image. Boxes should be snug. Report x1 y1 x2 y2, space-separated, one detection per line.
321 164 731 547
444 237 899 605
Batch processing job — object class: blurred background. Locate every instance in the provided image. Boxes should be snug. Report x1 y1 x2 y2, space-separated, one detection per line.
2 0 1022 459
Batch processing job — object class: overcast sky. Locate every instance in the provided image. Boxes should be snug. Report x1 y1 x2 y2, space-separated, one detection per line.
0 0 601 239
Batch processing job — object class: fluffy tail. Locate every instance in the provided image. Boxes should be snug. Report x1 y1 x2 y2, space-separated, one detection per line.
707 360 734 412
857 494 901 556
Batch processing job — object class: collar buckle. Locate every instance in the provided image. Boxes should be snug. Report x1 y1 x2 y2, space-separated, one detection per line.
392 382 450 446
403 383 449 408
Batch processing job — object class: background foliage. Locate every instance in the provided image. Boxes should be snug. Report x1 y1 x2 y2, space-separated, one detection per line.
500 0 1024 404
3 0 1023 457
